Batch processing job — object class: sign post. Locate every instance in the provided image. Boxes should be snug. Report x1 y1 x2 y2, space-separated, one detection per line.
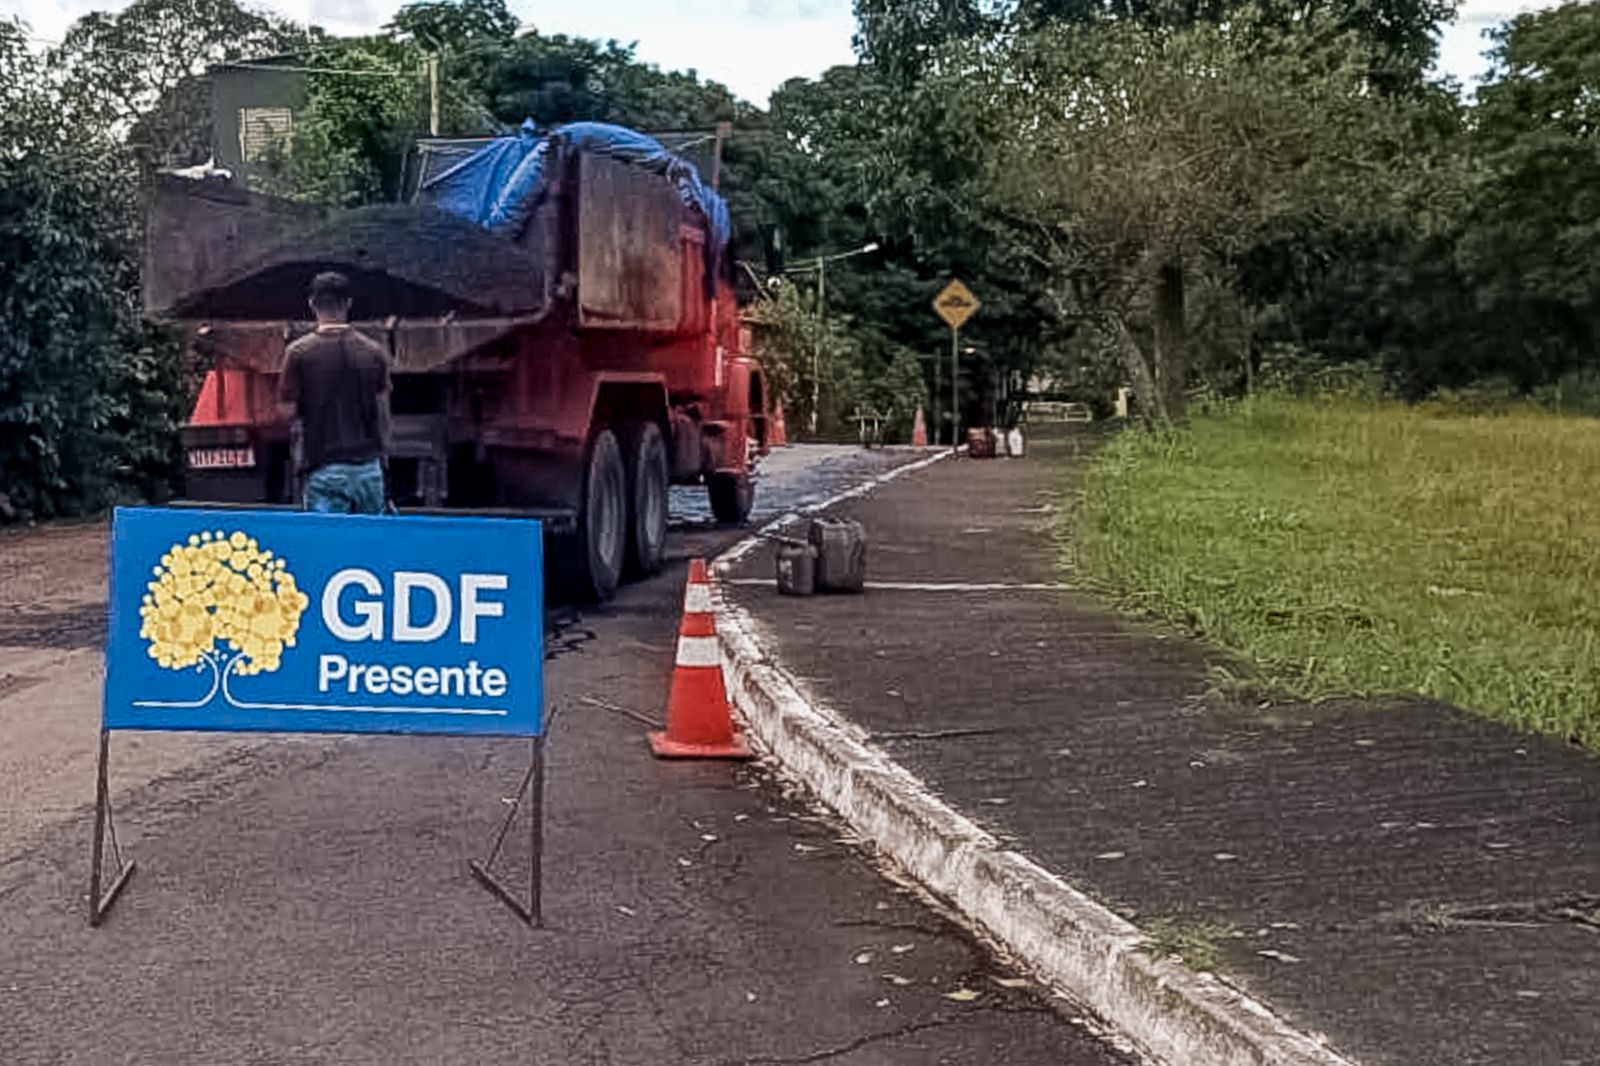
469 732 548 925
933 279 980 446
95 507 547 926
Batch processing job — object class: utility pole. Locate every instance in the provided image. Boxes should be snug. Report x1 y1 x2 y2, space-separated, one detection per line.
428 54 440 137
812 255 825 435
783 241 878 438
951 327 960 447
711 121 732 191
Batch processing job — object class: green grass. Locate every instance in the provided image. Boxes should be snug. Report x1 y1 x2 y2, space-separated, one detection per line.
1072 396 1600 748
1143 917 1233 972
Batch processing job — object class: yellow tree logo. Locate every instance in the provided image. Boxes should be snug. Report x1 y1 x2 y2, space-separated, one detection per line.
138 530 310 708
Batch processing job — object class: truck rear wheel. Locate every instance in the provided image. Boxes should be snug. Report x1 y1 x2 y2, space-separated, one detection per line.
708 471 754 526
625 422 668 577
576 428 627 601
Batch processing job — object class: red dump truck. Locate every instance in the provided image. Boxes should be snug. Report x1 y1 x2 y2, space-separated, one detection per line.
144 122 770 601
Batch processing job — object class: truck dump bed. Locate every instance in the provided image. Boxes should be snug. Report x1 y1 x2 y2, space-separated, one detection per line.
152 196 549 321
145 120 728 339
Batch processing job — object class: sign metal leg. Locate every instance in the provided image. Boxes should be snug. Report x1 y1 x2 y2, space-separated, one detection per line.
529 733 545 928
470 734 546 927
88 729 136 927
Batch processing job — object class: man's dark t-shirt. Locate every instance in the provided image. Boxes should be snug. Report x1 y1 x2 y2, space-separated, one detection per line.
278 327 392 471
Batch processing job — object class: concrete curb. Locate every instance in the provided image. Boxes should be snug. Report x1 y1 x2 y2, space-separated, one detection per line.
713 454 1356 1066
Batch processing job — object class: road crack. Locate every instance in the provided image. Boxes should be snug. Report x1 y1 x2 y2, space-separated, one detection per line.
1378 894 1600 935
720 1016 963 1066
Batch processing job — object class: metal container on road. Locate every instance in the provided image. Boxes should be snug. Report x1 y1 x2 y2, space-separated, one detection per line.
808 518 866 593
776 542 817 596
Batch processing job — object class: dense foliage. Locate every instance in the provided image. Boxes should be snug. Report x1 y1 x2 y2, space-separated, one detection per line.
0 22 186 520
840 0 1600 425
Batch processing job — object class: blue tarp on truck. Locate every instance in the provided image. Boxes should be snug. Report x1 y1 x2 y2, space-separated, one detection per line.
418 120 731 278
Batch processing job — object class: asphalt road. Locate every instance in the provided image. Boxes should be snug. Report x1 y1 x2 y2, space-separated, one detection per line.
0 447 1135 1066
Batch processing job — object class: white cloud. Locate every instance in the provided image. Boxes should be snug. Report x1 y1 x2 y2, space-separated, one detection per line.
265 0 386 37
1437 0 1565 85
525 0 856 102
1455 0 1561 25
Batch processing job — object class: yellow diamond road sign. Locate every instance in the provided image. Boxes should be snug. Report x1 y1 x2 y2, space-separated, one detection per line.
934 279 980 330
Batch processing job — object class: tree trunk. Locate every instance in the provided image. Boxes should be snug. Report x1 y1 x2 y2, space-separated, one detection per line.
1242 303 1257 398
1106 313 1168 427
1152 256 1187 420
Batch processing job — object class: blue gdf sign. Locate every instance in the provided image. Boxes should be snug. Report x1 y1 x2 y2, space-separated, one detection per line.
104 508 543 737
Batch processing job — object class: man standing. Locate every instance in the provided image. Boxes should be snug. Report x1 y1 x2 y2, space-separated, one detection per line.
278 271 392 514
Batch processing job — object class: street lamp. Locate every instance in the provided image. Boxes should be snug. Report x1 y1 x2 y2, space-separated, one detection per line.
785 242 880 435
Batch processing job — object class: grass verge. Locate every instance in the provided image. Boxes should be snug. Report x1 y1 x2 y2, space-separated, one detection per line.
1072 396 1600 748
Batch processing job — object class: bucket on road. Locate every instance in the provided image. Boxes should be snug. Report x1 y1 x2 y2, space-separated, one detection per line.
776 541 818 596
809 518 867 593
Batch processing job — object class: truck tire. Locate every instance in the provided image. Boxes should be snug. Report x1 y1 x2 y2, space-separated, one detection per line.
576 428 627 601
708 471 754 526
625 421 668 577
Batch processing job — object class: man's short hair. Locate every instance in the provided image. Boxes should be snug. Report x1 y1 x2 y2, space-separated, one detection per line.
308 271 352 304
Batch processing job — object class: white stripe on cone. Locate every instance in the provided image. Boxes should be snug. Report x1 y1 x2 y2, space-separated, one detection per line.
684 583 714 614
675 635 721 668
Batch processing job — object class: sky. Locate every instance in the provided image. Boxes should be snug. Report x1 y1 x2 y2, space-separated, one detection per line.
1 0 1569 107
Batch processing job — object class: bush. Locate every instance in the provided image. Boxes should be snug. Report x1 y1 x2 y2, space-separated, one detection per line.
1533 370 1600 419
0 30 185 522
1255 344 1384 401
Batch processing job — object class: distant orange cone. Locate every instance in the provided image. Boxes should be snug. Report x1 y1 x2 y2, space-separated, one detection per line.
650 559 753 759
911 406 929 448
770 405 789 447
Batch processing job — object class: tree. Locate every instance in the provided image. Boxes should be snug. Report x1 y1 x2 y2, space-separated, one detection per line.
1460 2 1600 389
388 0 519 53
853 0 995 83
47 0 306 166
747 278 867 438
463 30 747 130
870 345 933 440
259 37 439 205
0 21 186 520
970 16 1409 421
842 0 1460 428
766 59 1064 436
861 0 1457 95
1248 2 1600 401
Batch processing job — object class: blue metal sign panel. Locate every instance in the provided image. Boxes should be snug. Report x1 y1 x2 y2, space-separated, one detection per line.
103 508 543 736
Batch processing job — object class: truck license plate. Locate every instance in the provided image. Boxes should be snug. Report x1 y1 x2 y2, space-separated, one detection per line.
188 446 255 470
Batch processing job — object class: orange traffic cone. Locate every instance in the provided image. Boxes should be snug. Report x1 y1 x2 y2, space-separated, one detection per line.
911 406 929 448
770 405 789 447
650 559 753 759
